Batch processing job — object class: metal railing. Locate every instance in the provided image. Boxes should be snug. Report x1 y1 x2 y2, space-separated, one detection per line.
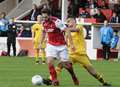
7 0 32 19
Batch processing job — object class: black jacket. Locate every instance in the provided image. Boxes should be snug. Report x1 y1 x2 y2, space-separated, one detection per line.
7 23 17 41
29 9 40 21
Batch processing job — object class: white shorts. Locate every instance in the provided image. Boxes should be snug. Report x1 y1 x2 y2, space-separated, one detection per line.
45 43 69 61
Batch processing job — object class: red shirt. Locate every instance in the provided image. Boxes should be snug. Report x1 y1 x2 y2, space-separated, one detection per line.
43 17 66 46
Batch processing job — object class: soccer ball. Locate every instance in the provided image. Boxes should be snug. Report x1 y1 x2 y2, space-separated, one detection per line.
32 75 43 85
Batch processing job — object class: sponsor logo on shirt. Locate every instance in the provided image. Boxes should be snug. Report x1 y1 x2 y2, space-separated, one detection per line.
46 28 54 32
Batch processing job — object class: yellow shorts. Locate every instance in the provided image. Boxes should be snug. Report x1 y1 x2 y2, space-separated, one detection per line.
70 53 92 67
34 42 39 49
34 42 46 49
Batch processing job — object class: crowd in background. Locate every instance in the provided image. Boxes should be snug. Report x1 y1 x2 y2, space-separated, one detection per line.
0 12 31 37
0 0 120 37
0 0 119 58
0 0 61 37
68 0 120 23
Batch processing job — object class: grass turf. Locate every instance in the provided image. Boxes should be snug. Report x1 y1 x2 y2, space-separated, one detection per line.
0 56 120 87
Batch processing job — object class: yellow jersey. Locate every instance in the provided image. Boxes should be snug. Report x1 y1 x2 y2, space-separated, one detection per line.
32 23 46 48
32 23 43 41
68 24 86 55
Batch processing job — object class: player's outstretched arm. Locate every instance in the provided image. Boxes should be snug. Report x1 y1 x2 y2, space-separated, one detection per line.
66 29 75 52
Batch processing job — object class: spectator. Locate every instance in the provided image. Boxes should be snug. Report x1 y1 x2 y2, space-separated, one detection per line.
113 1 120 22
109 0 118 9
17 25 24 37
92 9 107 22
90 8 98 16
0 12 9 36
48 0 61 18
79 8 91 18
110 30 119 49
100 20 113 60
110 12 119 23
100 0 109 9
38 0 50 14
67 0 72 17
18 25 31 37
29 4 40 21
7 18 17 56
89 0 98 8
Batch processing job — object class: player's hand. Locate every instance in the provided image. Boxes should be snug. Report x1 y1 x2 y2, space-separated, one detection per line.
70 45 76 52
39 44 42 49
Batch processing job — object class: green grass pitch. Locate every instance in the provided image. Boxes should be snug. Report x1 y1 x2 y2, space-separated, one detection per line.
0 56 120 87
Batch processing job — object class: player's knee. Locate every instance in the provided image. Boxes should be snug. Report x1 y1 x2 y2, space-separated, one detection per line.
61 61 72 69
47 57 54 64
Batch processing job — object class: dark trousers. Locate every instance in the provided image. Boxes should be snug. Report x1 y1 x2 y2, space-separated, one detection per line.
102 43 110 60
7 39 16 56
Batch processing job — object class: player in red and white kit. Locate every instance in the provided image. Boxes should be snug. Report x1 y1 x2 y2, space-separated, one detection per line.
39 9 79 86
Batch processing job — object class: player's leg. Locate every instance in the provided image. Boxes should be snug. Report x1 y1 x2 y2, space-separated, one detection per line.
59 48 79 85
84 65 111 86
47 57 59 86
35 49 39 64
77 54 111 86
55 62 63 75
41 48 46 64
34 42 39 64
48 61 63 81
12 41 16 56
60 61 79 85
45 44 59 86
55 55 76 76
44 47 78 86
84 65 112 86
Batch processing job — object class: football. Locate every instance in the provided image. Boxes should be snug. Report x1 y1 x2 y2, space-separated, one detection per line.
32 75 43 85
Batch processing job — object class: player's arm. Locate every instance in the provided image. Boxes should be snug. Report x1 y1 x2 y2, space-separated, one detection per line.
55 19 75 51
68 24 82 32
110 26 114 38
31 25 35 43
66 29 75 51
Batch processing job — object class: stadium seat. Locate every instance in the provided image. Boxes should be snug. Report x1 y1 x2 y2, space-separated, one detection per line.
97 0 109 7
101 9 113 20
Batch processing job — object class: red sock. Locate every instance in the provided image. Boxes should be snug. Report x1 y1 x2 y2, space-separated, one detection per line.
48 64 57 81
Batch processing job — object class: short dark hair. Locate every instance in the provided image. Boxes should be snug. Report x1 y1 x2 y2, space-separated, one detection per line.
41 8 51 15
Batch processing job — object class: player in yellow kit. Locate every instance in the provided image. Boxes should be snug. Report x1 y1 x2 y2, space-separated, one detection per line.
32 15 46 64
54 18 111 86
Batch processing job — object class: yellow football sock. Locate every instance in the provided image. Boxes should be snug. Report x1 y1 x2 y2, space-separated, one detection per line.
56 66 62 75
95 73 106 84
35 50 39 62
41 50 45 62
